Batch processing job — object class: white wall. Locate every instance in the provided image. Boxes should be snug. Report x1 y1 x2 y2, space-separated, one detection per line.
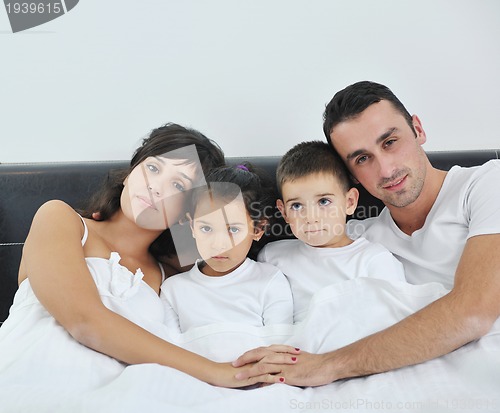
1 0 499 163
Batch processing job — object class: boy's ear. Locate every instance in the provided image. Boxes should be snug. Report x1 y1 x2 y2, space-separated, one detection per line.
345 187 359 216
276 199 288 222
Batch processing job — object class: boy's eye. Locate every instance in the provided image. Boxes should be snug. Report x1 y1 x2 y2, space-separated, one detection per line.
199 226 211 233
318 198 331 206
290 203 302 211
228 227 240 234
173 181 186 192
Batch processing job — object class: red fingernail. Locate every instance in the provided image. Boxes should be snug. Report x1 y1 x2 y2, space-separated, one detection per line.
279 377 285 383
291 357 297 362
295 348 300 351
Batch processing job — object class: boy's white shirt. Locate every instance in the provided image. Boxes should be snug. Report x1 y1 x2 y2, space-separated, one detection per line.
258 237 405 322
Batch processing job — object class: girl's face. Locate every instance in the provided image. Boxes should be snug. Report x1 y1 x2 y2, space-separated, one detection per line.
191 193 264 276
121 155 199 230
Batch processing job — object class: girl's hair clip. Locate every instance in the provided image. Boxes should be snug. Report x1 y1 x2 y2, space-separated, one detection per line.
235 164 249 172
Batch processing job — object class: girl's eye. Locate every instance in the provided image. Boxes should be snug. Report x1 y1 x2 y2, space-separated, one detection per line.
290 203 302 211
228 227 240 234
173 181 186 192
200 226 211 233
147 164 160 173
318 198 331 207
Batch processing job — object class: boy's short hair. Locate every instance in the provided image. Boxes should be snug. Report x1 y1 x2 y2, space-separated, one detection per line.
276 141 353 195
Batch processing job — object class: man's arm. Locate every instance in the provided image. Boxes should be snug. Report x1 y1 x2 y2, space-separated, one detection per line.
234 233 500 386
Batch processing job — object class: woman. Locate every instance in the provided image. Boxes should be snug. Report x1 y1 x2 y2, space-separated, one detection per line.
0 123 297 397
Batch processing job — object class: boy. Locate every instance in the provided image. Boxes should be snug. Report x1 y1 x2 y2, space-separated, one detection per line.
258 141 405 322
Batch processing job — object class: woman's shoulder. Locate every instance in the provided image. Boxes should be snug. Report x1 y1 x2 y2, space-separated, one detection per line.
31 200 84 235
36 199 77 215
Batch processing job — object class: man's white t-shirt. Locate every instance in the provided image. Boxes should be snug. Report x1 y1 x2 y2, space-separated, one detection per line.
160 258 293 333
347 160 500 290
258 237 406 322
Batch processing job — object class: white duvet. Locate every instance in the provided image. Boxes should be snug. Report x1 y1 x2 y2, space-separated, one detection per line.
1 278 499 413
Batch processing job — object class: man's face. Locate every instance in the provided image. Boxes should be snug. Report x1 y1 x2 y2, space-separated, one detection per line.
329 100 428 208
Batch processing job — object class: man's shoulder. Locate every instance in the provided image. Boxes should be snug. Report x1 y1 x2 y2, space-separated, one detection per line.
448 159 500 182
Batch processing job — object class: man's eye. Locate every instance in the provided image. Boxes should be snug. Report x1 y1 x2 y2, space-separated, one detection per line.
384 139 396 148
318 198 331 207
200 226 211 233
356 155 368 165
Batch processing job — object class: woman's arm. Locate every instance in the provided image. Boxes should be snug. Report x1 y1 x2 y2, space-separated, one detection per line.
23 200 285 388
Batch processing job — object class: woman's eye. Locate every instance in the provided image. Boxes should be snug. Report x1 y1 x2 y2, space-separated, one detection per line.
290 203 302 211
147 164 159 173
200 226 211 233
318 198 331 207
228 227 240 234
173 181 186 192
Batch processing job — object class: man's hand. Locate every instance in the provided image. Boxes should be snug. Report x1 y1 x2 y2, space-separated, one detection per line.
233 347 335 387
231 345 303 385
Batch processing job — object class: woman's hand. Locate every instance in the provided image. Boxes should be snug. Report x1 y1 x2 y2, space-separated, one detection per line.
232 345 337 387
228 345 301 385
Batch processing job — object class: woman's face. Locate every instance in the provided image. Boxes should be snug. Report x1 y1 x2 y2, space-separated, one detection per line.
121 155 199 230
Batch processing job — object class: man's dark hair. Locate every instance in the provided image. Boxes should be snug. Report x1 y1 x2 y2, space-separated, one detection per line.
322 81 415 146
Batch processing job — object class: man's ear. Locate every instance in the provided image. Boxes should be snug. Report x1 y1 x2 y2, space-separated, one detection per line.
350 174 359 185
345 187 359 216
412 114 427 145
276 199 288 222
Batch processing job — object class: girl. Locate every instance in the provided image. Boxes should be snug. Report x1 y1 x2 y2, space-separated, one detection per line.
161 163 294 334
0 124 297 398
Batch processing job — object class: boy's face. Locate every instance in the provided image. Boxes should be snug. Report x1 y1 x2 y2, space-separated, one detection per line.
191 193 263 276
277 172 358 248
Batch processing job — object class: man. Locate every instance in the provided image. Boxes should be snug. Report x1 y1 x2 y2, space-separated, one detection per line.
234 81 500 386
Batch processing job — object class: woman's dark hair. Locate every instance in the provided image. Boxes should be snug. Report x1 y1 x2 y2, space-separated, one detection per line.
191 163 277 260
79 123 225 260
